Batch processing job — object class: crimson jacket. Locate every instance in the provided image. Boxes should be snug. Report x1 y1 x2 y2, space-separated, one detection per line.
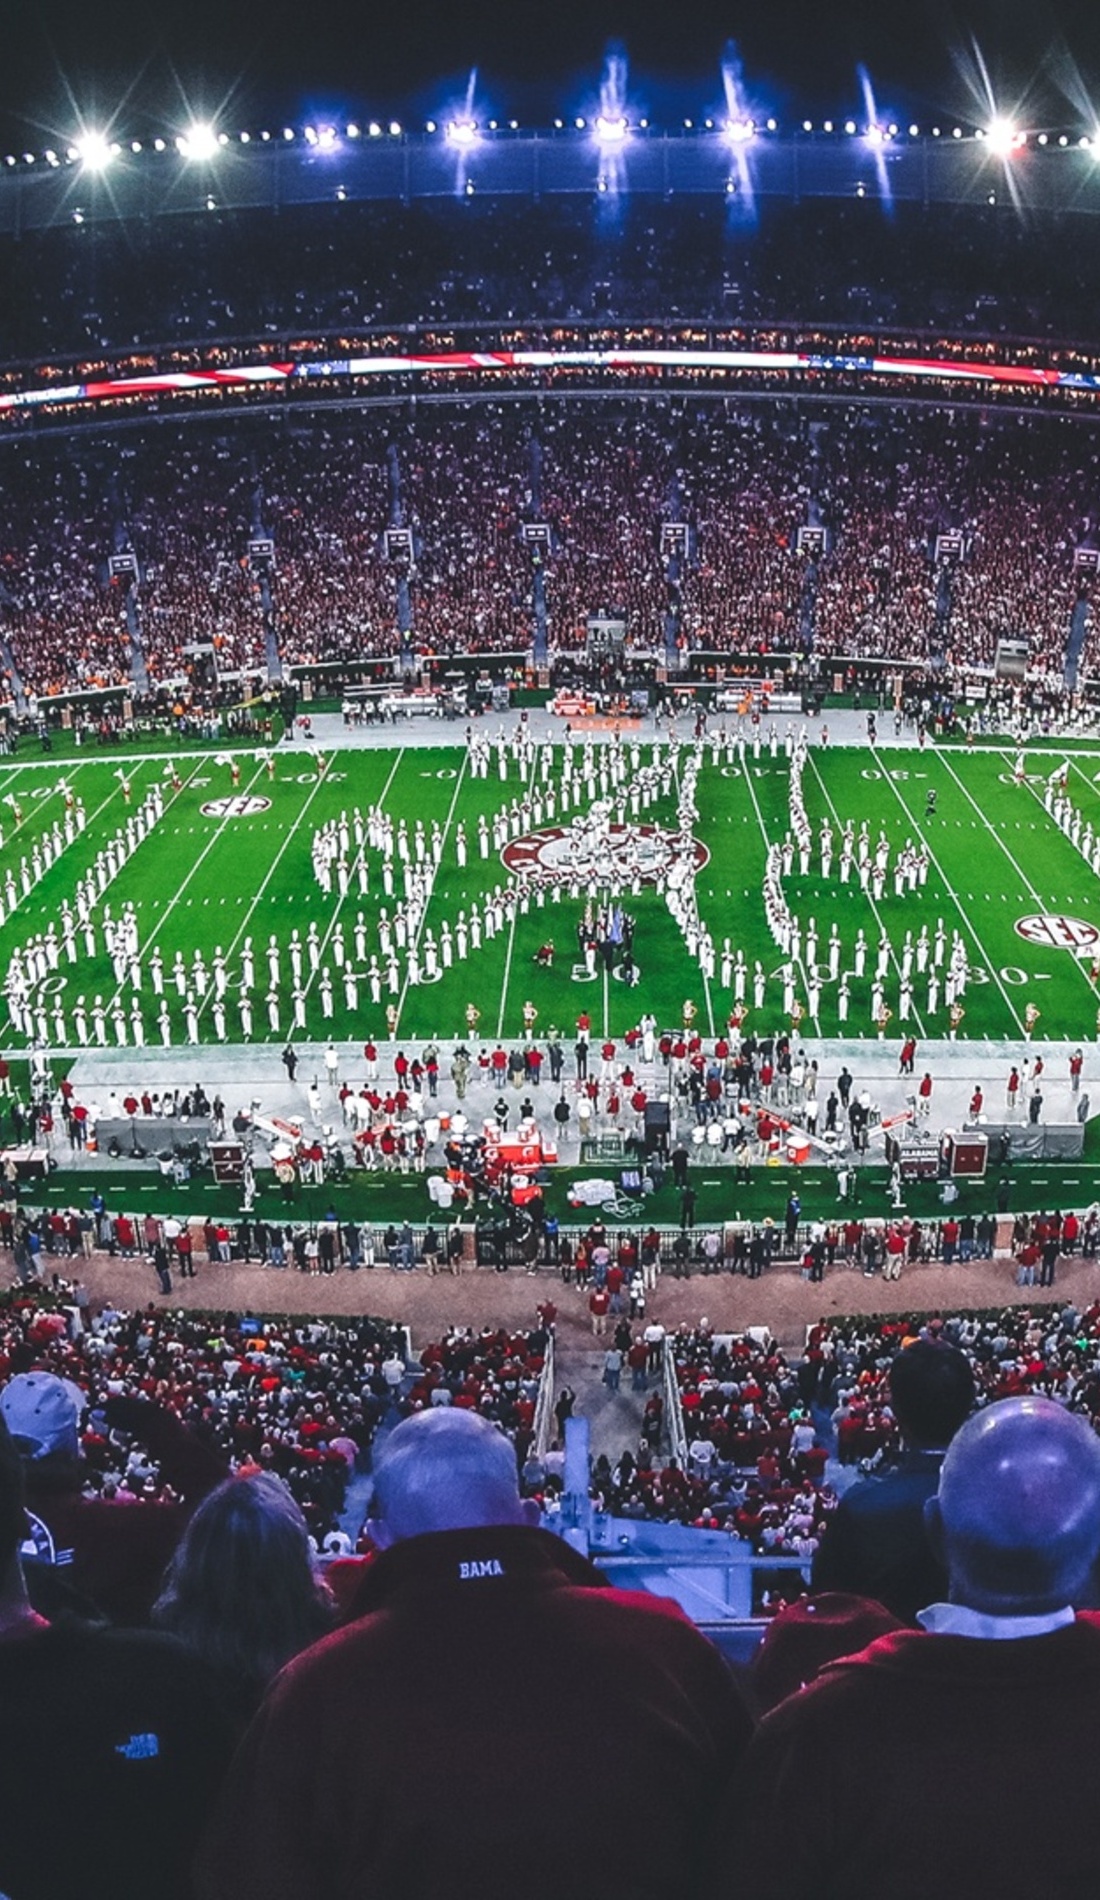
710 1615 1100 1899
197 1525 752 1900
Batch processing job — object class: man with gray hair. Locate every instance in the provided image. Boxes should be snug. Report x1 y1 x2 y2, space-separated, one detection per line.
198 1409 752 1900
713 1395 1100 1898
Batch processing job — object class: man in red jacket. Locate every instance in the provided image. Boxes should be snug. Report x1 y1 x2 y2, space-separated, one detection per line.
196 1409 751 1900
714 1395 1100 1899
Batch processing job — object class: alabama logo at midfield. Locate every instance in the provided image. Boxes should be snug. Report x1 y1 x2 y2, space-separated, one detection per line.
502 822 709 888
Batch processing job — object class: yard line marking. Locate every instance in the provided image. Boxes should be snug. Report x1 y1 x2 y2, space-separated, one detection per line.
105 757 269 1001
302 747 409 1026
940 751 1095 1002
194 766 334 1025
739 758 820 1027
496 899 519 1042
871 754 1025 1036
805 753 929 1040
392 748 469 1030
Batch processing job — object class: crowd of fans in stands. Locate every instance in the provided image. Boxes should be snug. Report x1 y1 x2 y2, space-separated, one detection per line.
0 400 1097 697
0 1288 402 1542
612 1298 1100 1564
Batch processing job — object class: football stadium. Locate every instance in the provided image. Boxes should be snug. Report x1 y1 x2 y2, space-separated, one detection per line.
5 10 1100 1894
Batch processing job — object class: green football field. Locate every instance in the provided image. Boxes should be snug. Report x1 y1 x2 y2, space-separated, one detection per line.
1 737 1098 1054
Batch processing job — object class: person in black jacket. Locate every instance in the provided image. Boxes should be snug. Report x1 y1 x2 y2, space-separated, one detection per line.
811 1339 975 1623
0 1414 236 1900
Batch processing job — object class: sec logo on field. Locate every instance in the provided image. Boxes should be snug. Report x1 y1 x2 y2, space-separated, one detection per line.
1014 914 1100 950
199 796 272 818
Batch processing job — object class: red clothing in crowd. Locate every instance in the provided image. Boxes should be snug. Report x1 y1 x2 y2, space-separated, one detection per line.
711 1617 1100 1900
196 1527 751 1900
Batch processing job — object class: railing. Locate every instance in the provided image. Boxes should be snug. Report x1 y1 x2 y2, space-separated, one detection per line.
588 1545 810 1622
531 1331 557 1459
661 1336 689 1468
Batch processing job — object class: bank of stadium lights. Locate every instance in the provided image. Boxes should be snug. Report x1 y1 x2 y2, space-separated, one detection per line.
16 110 1100 172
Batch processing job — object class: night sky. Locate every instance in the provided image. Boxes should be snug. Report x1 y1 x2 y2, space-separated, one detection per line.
4 0 1100 148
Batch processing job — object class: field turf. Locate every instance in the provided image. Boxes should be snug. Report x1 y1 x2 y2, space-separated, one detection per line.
0 739 1098 1052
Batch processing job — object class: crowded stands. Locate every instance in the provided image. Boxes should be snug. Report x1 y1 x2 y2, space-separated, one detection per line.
0 401 1098 696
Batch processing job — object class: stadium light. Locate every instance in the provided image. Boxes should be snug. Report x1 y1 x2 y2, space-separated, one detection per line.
74 131 113 172
447 119 478 148
594 114 628 144
724 118 754 145
985 116 1021 155
177 123 219 161
864 124 885 145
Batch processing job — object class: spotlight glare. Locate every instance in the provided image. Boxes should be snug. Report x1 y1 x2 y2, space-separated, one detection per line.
178 123 219 161
865 124 884 145
75 131 113 171
316 125 338 150
594 114 627 144
725 118 754 145
446 119 478 149
986 116 1020 156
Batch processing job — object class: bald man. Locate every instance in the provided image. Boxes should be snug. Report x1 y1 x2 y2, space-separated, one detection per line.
710 1396 1100 1899
197 1410 752 1900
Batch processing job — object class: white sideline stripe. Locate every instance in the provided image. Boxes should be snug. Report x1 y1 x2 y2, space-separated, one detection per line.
938 750 1096 1005
873 754 1025 1037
